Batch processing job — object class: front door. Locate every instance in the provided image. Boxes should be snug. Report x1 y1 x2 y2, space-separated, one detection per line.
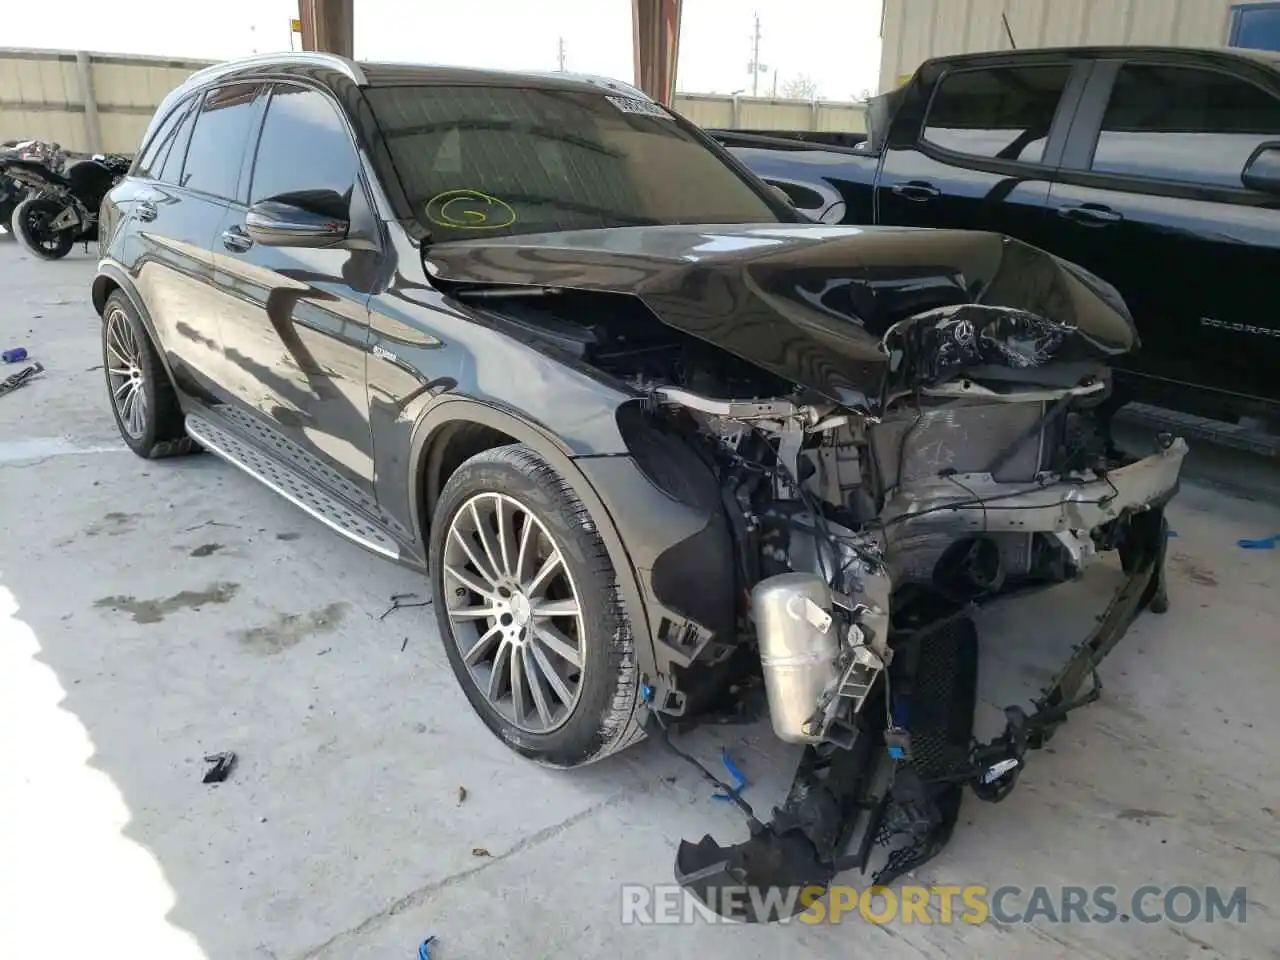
876 57 1085 253
1045 56 1280 415
212 81 378 494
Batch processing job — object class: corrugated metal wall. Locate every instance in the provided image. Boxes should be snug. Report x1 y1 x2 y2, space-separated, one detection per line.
676 93 867 132
0 47 867 154
880 0 1238 92
0 49 213 154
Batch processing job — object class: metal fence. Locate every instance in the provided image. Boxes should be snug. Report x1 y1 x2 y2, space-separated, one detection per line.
0 47 867 155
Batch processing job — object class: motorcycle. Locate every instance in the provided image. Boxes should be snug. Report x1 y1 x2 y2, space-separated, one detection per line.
0 141 65 235
1 150 129 260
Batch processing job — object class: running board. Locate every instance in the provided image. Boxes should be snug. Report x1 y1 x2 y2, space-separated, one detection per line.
185 413 401 561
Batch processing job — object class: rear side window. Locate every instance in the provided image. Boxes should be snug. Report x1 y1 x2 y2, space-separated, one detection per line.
135 99 191 179
1091 63 1280 189
922 65 1071 163
157 105 197 185
180 83 263 199
249 84 360 215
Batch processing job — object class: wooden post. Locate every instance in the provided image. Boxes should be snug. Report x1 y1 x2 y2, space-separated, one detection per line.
298 0 354 58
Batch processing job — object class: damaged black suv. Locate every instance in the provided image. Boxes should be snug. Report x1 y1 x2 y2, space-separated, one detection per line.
95 53 1186 917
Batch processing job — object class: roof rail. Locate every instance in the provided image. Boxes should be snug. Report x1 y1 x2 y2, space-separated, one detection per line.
184 51 367 89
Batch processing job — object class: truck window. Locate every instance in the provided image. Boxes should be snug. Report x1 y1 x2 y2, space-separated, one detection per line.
1091 63 1280 189
922 65 1071 164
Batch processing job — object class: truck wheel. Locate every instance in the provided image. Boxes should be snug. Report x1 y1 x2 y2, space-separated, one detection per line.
102 291 197 459
429 444 644 767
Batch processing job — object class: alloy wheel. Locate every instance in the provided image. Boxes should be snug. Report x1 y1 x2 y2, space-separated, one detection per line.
105 308 149 440
442 492 586 733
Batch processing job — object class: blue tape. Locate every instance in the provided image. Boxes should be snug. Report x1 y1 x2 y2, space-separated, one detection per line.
712 749 749 802
1238 535 1279 550
419 936 436 960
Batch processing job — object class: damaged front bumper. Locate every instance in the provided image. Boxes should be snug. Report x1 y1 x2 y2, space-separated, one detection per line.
878 436 1188 549
673 440 1184 923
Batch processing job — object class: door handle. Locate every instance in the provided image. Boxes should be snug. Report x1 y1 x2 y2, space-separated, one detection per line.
221 226 253 252
136 200 158 222
891 180 941 202
1057 203 1123 226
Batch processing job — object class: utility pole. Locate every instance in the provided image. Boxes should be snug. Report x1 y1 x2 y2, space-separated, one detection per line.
750 14 762 97
557 36 567 71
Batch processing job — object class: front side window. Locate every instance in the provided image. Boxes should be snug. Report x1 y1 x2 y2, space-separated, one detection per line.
1091 63 1280 189
363 84 783 238
181 83 263 199
249 84 360 216
922 65 1071 163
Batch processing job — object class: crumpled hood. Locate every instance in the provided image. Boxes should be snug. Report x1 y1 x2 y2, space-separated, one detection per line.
422 223 1138 407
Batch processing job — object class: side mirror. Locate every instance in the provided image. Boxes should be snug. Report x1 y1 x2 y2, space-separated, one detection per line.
244 191 350 248
1242 142 1280 194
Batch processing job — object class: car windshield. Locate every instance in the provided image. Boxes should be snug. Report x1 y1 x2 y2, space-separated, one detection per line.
364 84 784 238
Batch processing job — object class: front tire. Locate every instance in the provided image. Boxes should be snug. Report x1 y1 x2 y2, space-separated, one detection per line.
102 291 196 459
429 444 644 767
12 196 74 260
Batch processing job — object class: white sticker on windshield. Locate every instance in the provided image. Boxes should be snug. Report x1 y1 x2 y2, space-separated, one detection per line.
606 95 671 119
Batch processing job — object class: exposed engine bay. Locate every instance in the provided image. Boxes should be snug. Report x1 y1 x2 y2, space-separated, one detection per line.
436 228 1188 922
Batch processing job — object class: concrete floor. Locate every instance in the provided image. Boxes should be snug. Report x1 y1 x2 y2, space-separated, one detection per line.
1 241 1278 959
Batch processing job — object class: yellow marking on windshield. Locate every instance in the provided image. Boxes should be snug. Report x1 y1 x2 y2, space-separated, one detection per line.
424 189 517 230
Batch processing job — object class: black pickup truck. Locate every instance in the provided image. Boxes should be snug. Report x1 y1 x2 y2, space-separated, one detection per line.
714 46 1280 424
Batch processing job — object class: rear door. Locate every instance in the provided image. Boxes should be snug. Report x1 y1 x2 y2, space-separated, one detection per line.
211 81 379 494
1045 54 1280 413
876 55 1087 251
128 84 262 401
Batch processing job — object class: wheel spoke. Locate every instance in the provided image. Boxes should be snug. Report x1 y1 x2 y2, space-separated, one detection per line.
450 604 500 620
495 499 514 577
530 640 575 706
522 646 554 726
470 500 503 581
112 378 131 399
444 563 497 600
532 621 583 669
509 642 530 723
533 598 580 619
525 550 562 596
462 623 502 665
108 366 131 377
450 525 498 585
105 342 129 365
513 516 534 583
488 639 512 701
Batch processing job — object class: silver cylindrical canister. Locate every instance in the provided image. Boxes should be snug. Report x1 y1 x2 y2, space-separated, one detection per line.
752 572 842 744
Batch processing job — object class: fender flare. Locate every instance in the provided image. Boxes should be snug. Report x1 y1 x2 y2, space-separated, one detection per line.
409 397 658 682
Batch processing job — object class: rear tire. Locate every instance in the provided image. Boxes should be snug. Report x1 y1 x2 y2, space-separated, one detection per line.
429 444 644 767
102 291 197 459
12 196 74 260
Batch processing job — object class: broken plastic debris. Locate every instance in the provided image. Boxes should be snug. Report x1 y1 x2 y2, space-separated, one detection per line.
457 785 468 805
201 751 237 784
418 936 436 960
472 847 492 857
